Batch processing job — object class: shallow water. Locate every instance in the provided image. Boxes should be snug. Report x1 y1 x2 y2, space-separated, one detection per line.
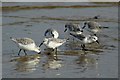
2 2 118 78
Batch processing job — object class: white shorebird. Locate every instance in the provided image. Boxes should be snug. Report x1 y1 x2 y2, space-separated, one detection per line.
70 33 99 51
10 37 41 56
82 21 101 36
64 23 83 41
39 38 66 59
64 23 83 35
44 28 59 38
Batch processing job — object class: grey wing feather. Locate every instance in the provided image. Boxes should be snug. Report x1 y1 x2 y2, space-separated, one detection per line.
88 21 100 29
50 38 66 43
16 38 34 45
70 33 85 40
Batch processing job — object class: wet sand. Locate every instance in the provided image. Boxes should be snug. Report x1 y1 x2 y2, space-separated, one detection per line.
2 2 118 78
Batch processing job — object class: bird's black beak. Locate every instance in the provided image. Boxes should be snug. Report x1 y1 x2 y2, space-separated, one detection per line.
64 28 67 32
82 25 86 29
44 30 48 36
94 34 97 36
38 52 41 54
39 41 44 47
81 29 83 32
82 22 87 29
96 40 99 44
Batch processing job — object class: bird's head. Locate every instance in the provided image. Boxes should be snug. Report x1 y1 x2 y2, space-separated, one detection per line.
91 36 99 44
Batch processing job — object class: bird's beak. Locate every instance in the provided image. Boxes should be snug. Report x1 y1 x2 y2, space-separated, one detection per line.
64 28 67 32
82 22 87 29
96 40 99 44
44 30 48 36
39 41 44 47
82 25 86 29
94 34 97 36
81 29 83 32
38 52 41 54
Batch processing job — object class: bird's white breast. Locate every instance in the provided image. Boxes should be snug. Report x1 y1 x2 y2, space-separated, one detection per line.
18 43 36 51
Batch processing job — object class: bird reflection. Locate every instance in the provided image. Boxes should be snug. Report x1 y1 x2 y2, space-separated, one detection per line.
65 41 81 50
11 54 40 72
44 48 58 60
42 59 62 70
42 49 62 70
75 53 99 73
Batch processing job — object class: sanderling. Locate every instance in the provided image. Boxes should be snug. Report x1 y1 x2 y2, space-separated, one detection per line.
44 28 59 38
82 21 101 36
64 23 83 41
10 37 41 56
39 38 66 59
64 23 83 35
70 33 99 51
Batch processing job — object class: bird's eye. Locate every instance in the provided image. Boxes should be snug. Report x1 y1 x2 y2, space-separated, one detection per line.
94 38 96 40
65 25 67 28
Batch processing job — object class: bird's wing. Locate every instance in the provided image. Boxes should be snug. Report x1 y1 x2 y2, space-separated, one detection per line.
16 38 34 45
70 33 85 40
50 38 66 43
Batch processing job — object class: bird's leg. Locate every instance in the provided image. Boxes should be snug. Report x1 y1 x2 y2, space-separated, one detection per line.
81 44 85 50
23 50 27 55
73 38 74 41
18 49 22 56
55 48 58 60
81 44 88 55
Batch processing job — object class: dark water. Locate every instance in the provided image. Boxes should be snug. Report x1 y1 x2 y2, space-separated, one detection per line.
2 2 118 78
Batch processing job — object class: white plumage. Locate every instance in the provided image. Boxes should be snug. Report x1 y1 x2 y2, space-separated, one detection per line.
44 28 59 38
10 37 41 55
